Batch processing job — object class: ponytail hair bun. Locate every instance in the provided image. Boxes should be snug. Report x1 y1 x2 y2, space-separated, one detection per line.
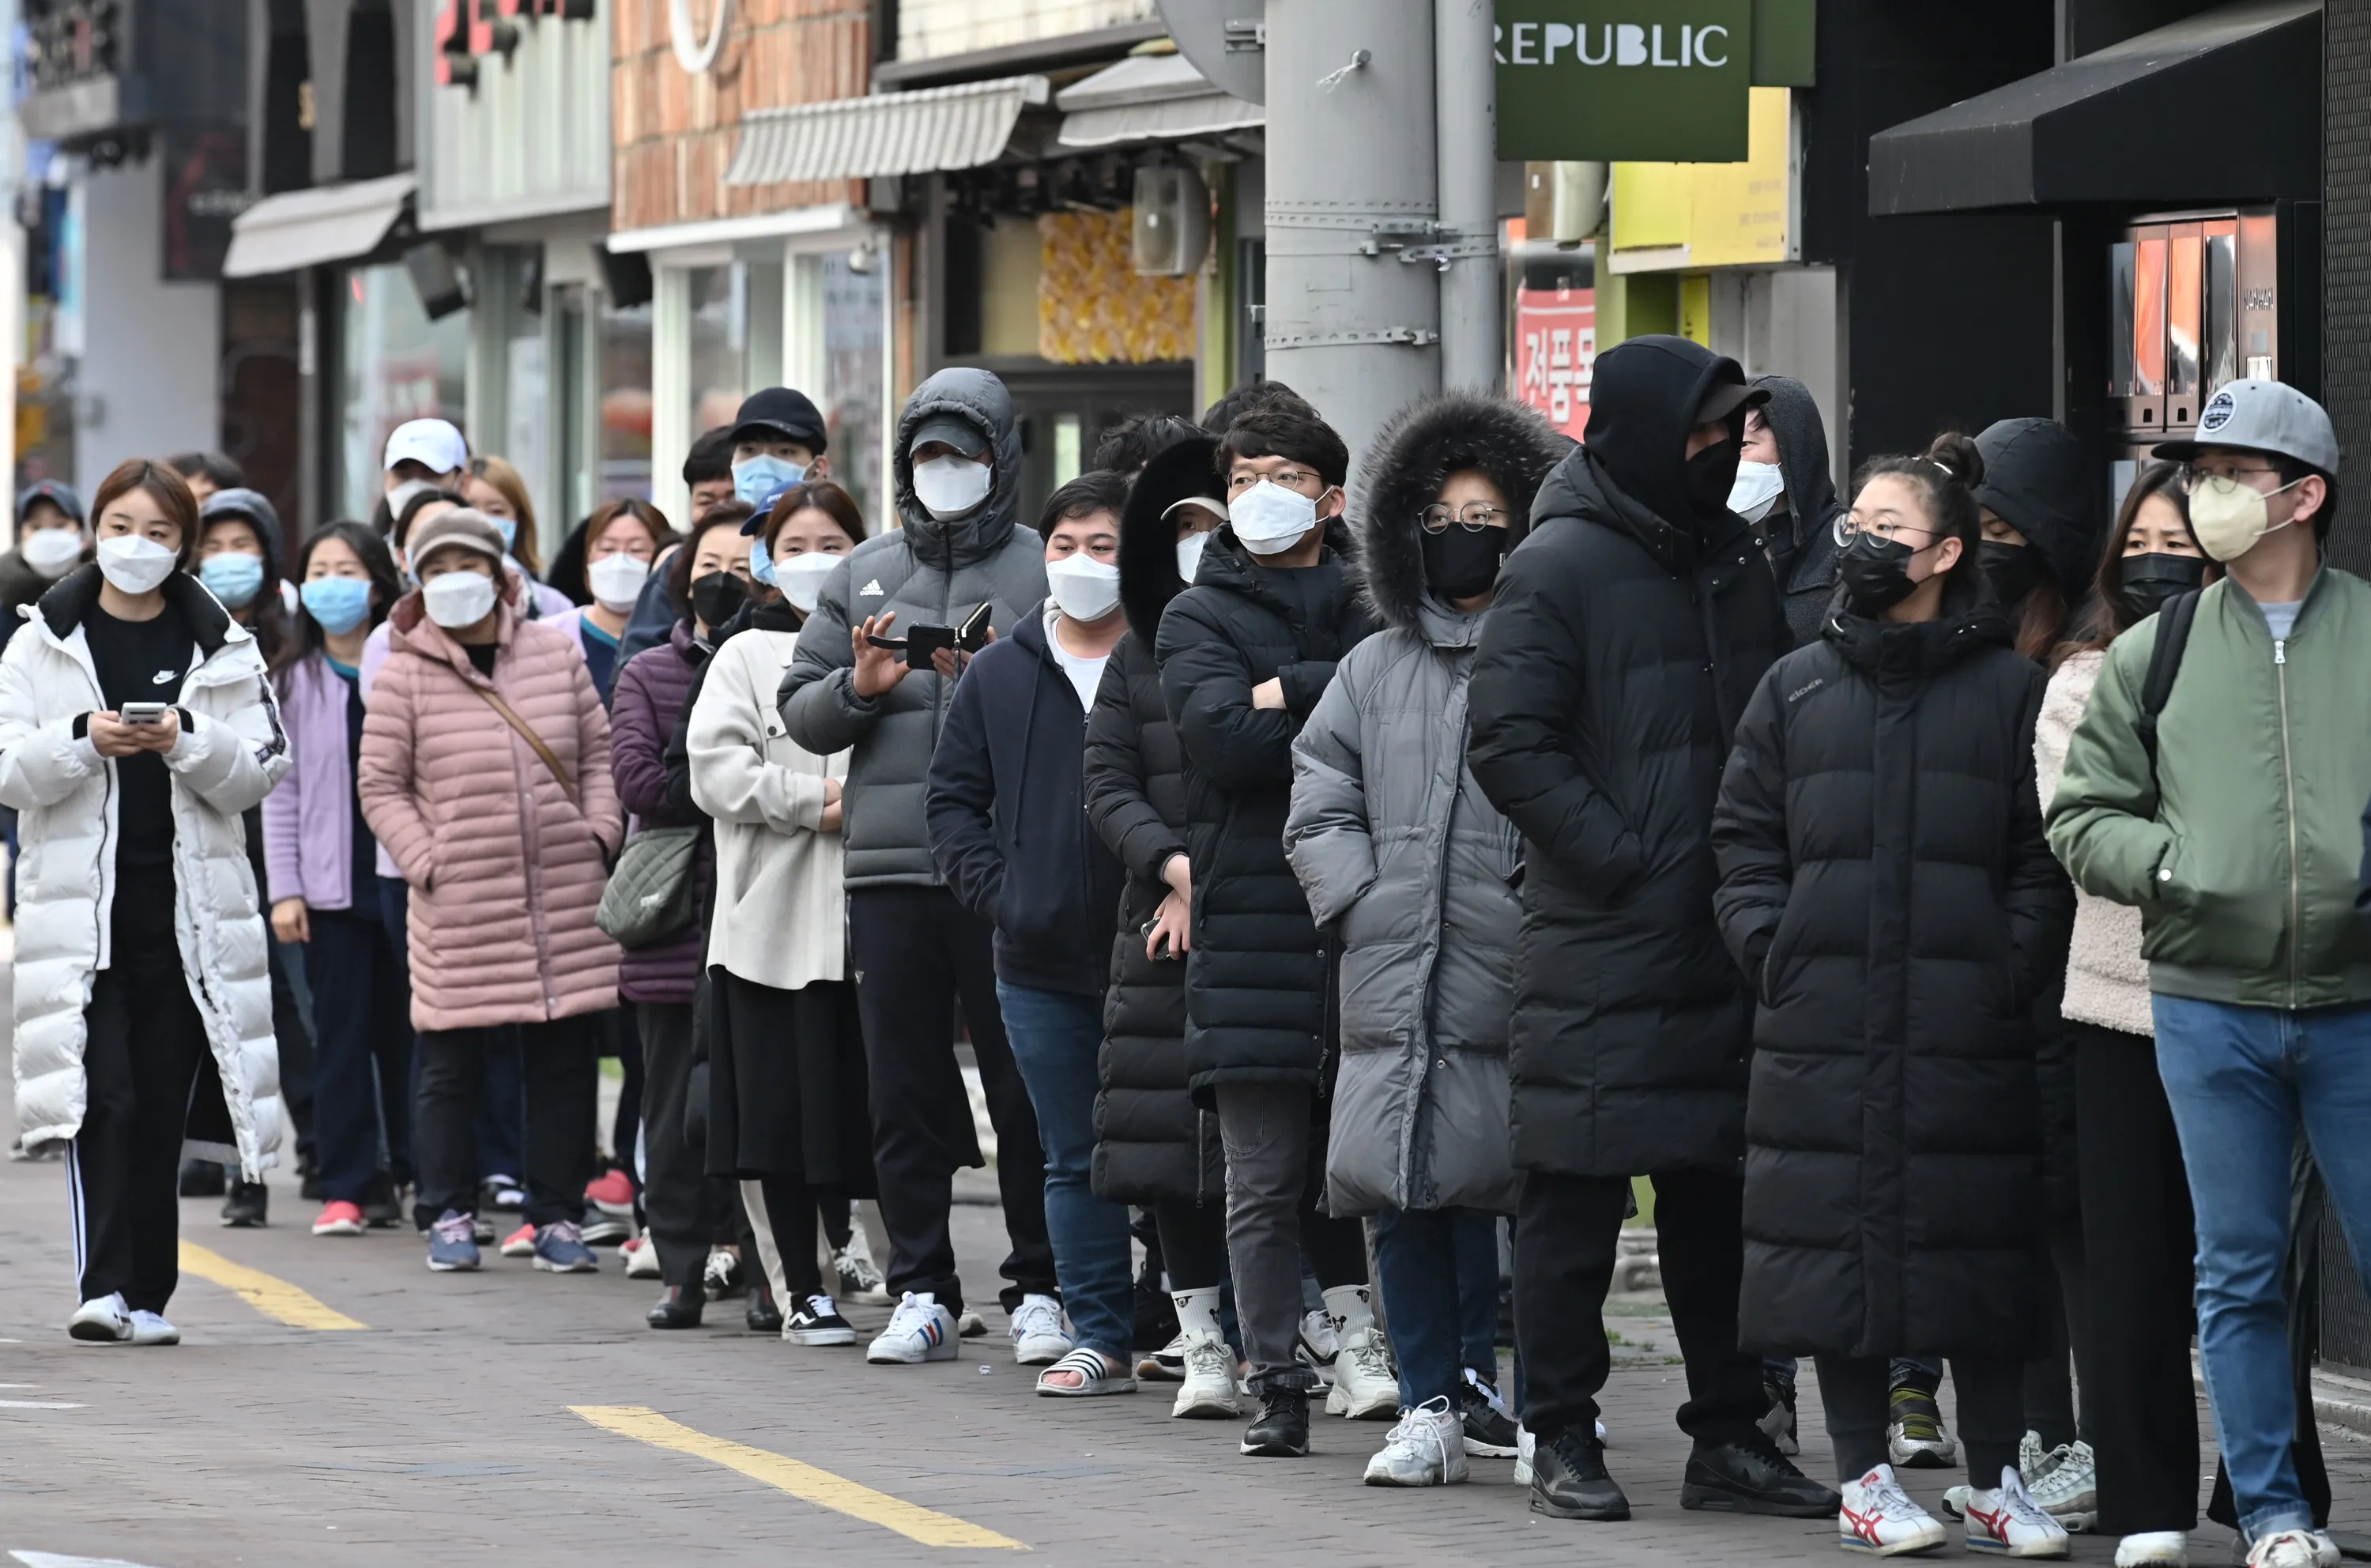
1920 431 1987 495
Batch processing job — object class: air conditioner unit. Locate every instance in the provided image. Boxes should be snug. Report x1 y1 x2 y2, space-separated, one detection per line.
1133 164 1212 277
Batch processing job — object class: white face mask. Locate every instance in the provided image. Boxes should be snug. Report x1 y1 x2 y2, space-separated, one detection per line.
1228 481 1321 556
1728 460 1786 523
1175 530 1210 584
1045 553 1122 624
587 552 651 612
422 569 498 630
777 551 841 614
21 527 84 579
384 479 430 533
96 534 177 596
912 455 993 520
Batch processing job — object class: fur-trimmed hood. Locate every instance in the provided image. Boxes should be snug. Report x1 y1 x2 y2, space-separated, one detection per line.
1349 393 1569 636
1118 433 1226 646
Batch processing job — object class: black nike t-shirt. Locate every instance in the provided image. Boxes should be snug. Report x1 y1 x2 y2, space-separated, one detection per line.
83 600 195 955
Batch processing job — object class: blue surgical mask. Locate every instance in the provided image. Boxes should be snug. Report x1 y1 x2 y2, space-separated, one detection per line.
733 454 807 507
200 552 266 609
492 514 518 552
749 538 778 586
300 575 374 635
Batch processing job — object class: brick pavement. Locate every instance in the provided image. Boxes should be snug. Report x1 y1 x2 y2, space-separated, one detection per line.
0 1091 2366 1566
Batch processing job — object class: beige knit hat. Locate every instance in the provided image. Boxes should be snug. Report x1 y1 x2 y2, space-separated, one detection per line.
406 507 507 573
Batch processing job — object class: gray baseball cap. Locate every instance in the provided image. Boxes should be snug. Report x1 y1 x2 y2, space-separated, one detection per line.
2154 378 2340 473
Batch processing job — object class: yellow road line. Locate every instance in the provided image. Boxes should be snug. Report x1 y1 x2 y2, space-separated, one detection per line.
177 1241 368 1331
571 1405 1026 1550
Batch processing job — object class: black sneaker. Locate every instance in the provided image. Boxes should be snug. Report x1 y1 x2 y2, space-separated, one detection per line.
220 1180 269 1227
786 1293 857 1347
745 1284 783 1334
360 1170 405 1229
1459 1370 1521 1457
646 1285 703 1329
1680 1434 1840 1517
1531 1427 1630 1521
179 1159 226 1198
1760 1378 1800 1456
1240 1388 1311 1457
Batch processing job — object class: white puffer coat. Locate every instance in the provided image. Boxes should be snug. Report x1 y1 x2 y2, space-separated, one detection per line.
0 568 291 1174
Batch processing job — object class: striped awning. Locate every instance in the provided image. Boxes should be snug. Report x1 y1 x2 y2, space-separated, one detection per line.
724 76 1050 188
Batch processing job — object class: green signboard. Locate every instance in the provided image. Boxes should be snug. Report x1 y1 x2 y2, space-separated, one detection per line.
1495 0 1756 164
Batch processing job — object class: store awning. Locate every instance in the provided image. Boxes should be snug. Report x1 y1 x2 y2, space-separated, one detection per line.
724 76 1050 188
222 173 417 278
1055 52 1261 149
1867 0 2319 217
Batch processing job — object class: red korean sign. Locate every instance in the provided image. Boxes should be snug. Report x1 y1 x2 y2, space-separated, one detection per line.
1515 286 1595 441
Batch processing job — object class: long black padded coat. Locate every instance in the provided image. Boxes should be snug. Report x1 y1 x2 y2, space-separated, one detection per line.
1157 515 1374 1099
1709 576 2073 1358
1466 337 1787 1177
1084 437 1227 1204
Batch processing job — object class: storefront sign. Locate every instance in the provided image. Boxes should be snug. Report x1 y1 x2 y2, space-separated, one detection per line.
1496 0 1755 163
1609 87 1793 273
1515 285 1596 440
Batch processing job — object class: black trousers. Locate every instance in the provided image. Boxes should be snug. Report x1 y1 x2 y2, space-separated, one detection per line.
73 949 211 1310
639 1001 730 1288
1514 1167 1768 1446
597 1007 643 1166
1154 1197 1230 1291
846 885 1054 1317
2076 1022 2202 1535
413 1017 595 1229
2022 1225 2091 1449
1819 1354 2023 1484
303 906 412 1205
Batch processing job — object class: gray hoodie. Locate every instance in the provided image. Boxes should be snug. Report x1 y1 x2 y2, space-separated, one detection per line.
777 368 1050 888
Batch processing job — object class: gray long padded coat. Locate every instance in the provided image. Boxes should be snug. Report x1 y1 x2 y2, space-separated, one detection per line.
1284 394 1565 1216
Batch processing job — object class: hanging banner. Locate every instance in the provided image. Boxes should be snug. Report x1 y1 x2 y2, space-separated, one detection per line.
1496 0 1755 163
1515 285 1596 441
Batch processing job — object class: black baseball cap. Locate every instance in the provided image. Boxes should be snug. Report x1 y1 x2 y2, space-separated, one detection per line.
728 387 828 454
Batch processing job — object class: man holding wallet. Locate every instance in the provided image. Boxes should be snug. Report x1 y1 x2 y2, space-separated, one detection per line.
778 368 1060 1367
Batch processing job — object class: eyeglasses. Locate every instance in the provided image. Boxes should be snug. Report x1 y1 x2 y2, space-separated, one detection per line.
1419 503 1507 533
1831 513 1938 548
1227 469 1321 494
2178 463 2287 496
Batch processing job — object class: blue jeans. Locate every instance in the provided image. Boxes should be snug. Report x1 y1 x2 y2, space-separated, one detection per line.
996 982 1131 1361
2154 994 2371 1540
1372 1206 1502 1408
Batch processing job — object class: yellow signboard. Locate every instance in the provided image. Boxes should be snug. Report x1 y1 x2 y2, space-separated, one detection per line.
1609 88 1793 273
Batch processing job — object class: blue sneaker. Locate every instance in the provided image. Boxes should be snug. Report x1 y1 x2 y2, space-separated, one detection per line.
426 1210 481 1272
533 1220 600 1273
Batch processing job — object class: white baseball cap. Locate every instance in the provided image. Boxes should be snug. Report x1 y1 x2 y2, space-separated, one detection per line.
384 417 468 476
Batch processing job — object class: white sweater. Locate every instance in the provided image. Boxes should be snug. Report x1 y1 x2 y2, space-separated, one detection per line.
2035 650 2154 1038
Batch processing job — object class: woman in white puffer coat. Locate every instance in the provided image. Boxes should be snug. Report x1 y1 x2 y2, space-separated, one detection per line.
0 458 288 1345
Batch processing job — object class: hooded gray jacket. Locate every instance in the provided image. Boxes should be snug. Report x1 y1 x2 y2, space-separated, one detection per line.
1284 394 1560 1216
778 368 1050 888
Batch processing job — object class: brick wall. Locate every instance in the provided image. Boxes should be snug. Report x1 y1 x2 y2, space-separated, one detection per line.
612 0 871 235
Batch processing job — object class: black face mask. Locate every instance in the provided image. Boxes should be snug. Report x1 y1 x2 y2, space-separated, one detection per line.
1419 524 1509 601
691 569 748 630
2117 552 2207 622
1684 439 1741 523
1836 531 1924 616
1977 540 2046 606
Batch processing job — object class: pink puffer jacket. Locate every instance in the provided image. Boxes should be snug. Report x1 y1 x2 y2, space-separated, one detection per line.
358 589 624 1031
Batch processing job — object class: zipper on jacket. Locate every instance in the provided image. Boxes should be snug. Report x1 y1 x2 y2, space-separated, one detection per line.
2275 635 2301 1008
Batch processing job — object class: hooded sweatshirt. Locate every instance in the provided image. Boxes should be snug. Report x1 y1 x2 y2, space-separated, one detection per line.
1751 375 1845 649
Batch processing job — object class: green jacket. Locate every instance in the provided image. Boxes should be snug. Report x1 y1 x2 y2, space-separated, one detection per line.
2046 569 2371 1011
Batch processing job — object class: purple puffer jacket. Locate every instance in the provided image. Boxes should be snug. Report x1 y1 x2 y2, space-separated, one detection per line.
609 620 712 1004
264 652 366 910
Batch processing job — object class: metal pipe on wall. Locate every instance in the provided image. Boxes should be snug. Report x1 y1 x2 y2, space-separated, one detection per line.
1434 0 1501 394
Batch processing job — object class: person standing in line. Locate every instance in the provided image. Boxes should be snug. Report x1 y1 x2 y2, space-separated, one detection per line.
778 368 1057 1367
689 481 872 1346
1285 392 1566 1487
462 454 575 619
1465 335 1832 1524
0 481 91 648
1735 377 1845 652
1712 432 2075 1558
1084 435 1238 1418
2050 380 2371 1568
2033 464 2211 1567
1155 392 1398 1458
0 458 289 1343
615 429 739 665
547 499 678 705
266 522 413 1238
726 386 833 507
929 471 1135 1395
357 508 623 1276
371 419 469 539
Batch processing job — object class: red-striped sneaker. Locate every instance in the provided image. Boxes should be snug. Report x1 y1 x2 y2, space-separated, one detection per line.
1962 1468 2069 1558
1838 1464 1947 1555
311 1200 365 1237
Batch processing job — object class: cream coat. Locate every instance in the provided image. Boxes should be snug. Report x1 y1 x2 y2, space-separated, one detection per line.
688 624 849 990
0 569 290 1173
2036 649 2153 1038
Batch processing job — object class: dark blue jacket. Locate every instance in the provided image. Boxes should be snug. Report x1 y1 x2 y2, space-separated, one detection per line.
927 605 1123 995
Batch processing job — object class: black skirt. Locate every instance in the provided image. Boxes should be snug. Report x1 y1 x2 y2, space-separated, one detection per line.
706 968 875 1193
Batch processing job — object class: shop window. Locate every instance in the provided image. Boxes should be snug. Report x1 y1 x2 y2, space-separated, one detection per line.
687 265 747 438
343 0 398 180
339 262 467 520
602 293 653 503
819 251 885 526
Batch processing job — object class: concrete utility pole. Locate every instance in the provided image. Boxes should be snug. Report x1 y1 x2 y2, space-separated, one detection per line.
1434 0 1501 393
1261 0 1442 468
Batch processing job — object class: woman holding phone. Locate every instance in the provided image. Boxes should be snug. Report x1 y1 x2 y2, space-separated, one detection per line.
0 457 290 1344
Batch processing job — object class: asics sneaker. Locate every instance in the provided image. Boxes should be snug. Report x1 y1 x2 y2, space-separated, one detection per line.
1961 1466 2070 1558
1838 1464 1948 1555
867 1291 959 1364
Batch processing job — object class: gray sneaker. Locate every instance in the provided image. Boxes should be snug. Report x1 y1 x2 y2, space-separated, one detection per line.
1364 1396 1469 1487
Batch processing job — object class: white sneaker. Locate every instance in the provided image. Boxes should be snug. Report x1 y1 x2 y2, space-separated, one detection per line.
1838 1464 1949 1556
1317 1286 1397 1420
833 1234 891 1305
865 1291 959 1364
2115 1532 2190 1566
1363 1396 1469 1487
2245 1531 2340 1568
127 1310 179 1346
1296 1306 1340 1384
2019 1430 2063 1483
1173 1333 1241 1419
957 1308 989 1339
2027 1439 2095 1530
1008 1293 1072 1366
1962 1466 2070 1558
622 1234 662 1279
66 1292 133 1344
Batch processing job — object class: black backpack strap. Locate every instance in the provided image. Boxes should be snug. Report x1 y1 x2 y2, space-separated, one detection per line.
2136 588 2203 770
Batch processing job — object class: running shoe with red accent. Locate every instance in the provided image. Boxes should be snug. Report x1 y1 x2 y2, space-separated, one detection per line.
1963 1467 2070 1558
1838 1464 1947 1555
499 1221 537 1258
311 1200 365 1237
585 1169 636 1216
